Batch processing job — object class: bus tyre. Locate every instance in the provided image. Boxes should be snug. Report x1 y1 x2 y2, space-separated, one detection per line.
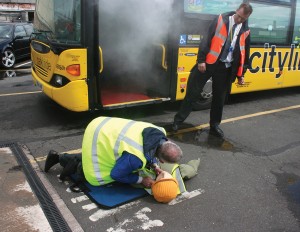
1 49 16 68
192 77 213 111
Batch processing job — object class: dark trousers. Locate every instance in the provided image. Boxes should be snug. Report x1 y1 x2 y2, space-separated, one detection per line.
59 153 84 179
59 153 82 167
174 61 232 126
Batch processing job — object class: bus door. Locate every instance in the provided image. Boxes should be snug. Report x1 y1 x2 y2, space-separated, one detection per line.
96 1 175 110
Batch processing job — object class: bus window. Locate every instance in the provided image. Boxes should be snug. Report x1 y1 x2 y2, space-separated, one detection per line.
184 0 241 15
293 0 300 46
34 0 81 44
248 2 291 45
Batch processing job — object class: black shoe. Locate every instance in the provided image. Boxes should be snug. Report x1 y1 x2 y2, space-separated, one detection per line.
172 122 179 132
209 125 224 138
59 158 78 180
44 150 59 172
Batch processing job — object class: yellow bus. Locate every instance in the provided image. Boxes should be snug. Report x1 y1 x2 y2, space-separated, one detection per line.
31 0 300 112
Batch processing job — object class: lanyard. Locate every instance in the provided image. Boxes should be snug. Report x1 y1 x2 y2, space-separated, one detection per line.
230 24 235 41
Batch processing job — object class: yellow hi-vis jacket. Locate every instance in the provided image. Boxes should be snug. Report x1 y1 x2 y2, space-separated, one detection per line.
82 116 166 186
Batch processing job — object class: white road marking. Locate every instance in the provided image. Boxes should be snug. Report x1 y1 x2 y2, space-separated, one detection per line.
71 195 89 203
82 203 98 211
168 189 205 205
135 207 164 230
14 61 32 68
89 201 141 222
0 91 42 97
107 207 163 232
107 219 133 232
65 180 204 232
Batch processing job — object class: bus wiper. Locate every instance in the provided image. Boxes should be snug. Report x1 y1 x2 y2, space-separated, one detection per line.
31 30 62 53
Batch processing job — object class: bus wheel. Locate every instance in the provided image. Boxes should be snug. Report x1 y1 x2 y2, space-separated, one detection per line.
1 49 16 68
192 77 213 111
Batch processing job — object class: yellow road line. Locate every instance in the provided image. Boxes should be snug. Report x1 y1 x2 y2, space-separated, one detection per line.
0 91 42 97
167 104 300 135
36 149 82 162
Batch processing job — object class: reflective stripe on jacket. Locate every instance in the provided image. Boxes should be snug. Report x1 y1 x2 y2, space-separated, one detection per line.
169 163 186 194
206 14 227 64
82 117 166 186
206 14 250 77
237 29 250 76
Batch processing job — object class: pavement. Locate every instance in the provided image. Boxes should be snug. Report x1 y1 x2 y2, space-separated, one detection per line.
0 146 52 232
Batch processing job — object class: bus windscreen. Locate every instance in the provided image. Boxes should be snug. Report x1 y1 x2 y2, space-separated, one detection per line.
34 0 81 44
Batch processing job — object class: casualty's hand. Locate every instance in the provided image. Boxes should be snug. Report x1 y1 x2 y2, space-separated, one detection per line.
237 76 245 85
141 176 155 188
151 163 163 175
154 166 163 175
197 63 206 73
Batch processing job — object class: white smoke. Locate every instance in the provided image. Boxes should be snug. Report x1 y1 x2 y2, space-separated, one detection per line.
98 0 174 78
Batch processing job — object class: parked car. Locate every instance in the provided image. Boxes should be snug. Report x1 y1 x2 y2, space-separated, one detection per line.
0 22 33 68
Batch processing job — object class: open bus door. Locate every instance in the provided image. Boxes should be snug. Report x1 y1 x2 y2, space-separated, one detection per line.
90 1 176 110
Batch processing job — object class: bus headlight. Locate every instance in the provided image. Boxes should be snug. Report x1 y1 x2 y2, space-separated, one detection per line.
55 76 62 86
51 74 70 87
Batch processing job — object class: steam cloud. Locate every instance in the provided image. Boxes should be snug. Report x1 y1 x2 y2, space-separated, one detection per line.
98 0 174 83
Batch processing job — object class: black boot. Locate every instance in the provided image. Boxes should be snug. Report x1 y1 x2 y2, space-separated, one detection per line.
172 122 179 132
44 150 59 172
209 125 224 138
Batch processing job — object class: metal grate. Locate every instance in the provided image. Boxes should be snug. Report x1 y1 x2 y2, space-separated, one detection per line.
1 143 72 232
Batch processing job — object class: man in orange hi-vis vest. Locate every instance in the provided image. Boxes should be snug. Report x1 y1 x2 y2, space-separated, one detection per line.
173 3 253 138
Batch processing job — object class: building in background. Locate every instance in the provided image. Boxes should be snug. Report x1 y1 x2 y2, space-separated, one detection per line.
0 0 35 22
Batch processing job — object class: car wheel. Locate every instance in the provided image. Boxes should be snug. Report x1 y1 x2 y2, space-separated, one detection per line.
192 77 213 111
1 49 16 68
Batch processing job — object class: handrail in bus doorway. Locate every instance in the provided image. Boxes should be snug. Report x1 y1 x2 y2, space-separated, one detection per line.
99 46 104 73
158 44 167 70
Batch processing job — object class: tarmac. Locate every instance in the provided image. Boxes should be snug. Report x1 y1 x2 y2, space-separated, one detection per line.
1 125 299 231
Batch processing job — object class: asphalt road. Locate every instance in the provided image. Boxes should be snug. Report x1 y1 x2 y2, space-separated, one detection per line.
0 64 300 232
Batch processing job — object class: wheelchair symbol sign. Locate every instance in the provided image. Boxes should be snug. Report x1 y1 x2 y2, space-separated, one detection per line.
179 35 187 45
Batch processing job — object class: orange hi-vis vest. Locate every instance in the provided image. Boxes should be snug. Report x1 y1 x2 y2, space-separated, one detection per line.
206 14 250 77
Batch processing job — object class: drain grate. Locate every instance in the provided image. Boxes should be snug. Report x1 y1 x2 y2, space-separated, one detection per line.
1 143 72 232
